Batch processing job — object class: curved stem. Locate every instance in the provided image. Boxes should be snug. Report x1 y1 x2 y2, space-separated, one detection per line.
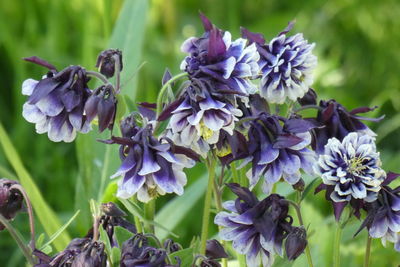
200 157 216 255
11 184 35 250
333 223 342 267
288 200 314 267
0 214 35 265
86 70 110 85
364 236 372 267
293 105 323 113
113 54 121 93
156 72 188 116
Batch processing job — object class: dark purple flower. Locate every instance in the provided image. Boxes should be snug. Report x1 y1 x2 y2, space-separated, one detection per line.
311 99 383 154
84 84 117 132
314 132 385 220
22 59 92 142
215 183 296 266
163 87 242 158
206 239 228 260
356 174 400 251
0 179 23 231
242 22 317 104
215 130 248 165
285 227 307 260
109 114 195 203
244 113 316 193
297 88 317 106
180 14 259 96
96 49 123 78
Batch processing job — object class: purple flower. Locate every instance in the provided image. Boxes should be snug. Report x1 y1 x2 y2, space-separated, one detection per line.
215 183 297 267
314 132 386 220
180 14 259 95
163 89 242 157
22 58 92 142
109 114 195 203
0 179 23 231
95 49 123 78
244 113 316 194
242 22 317 104
311 99 383 154
356 173 400 251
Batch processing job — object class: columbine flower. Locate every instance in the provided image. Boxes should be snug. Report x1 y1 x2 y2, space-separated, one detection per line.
162 87 242 157
84 84 117 133
355 173 400 251
108 114 195 203
285 227 307 260
22 57 92 142
215 183 300 267
244 113 316 193
315 132 386 220
0 179 23 231
180 14 259 95
242 22 317 104
311 99 383 154
95 49 123 78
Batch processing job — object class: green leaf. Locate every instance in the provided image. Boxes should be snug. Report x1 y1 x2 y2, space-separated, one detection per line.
0 122 70 251
99 226 114 265
301 177 319 201
40 210 81 250
169 247 194 266
155 174 207 240
114 226 133 245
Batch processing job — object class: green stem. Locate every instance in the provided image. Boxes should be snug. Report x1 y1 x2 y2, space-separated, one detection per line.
86 70 110 85
288 200 314 267
333 223 342 267
364 236 372 267
0 214 35 265
114 54 121 93
144 199 156 234
200 158 216 255
237 253 246 267
134 215 143 233
156 72 187 116
231 162 239 184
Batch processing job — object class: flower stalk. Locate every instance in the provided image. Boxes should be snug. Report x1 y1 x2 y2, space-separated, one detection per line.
156 72 187 116
333 222 342 267
364 236 372 267
144 199 156 234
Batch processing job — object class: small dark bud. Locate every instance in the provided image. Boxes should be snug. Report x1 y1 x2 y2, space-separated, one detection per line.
0 179 24 231
292 179 305 192
298 88 317 106
164 239 182 253
200 259 221 267
71 241 107 267
285 227 308 261
95 49 123 78
84 85 117 132
162 68 173 86
101 202 126 217
205 239 228 260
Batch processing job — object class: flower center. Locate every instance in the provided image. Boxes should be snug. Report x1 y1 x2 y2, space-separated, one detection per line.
199 121 214 140
347 156 366 175
216 144 232 157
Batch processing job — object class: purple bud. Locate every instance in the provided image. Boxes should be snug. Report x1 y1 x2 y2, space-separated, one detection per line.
298 88 317 106
206 239 228 260
101 202 126 217
0 179 23 231
164 239 182 253
292 179 305 192
285 227 308 261
162 68 173 86
95 49 123 78
71 241 107 267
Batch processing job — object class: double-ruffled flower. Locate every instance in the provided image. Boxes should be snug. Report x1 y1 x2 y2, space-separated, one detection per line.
215 183 303 267
163 88 242 157
242 22 317 104
180 14 259 95
108 114 195 203
244 113 316 193
315 132 386 219
22 58 92 142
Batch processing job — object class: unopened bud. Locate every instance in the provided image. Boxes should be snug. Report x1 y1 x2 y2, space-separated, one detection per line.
96 49 123 78
292 178 305 192
0 178 23 230
206 239 228 260
285 227 308 260
298 88 317 106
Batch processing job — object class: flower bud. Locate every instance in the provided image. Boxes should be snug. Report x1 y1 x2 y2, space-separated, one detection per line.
298 88 317 106
205 239 228 260
200 259 221 267
164 239 182 253
0 178 23 230
71 241 107 267
285 227 308 260
96 49 123 78
292 178 305 192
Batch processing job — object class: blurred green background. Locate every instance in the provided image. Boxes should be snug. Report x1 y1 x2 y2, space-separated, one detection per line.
1 0 400 266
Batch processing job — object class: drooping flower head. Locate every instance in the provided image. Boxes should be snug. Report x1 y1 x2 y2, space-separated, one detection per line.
22 57 92 142
215 183 305 267
311 99 384 154
162 83 242 158
180 13 259 95
108 113 196 203
0 178 23 231
95 49 123 78
242 22 317 104
244 113 317 193
315 132 386 220
355 173 400 251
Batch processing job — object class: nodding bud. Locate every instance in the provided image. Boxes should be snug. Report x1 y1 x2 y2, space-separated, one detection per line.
298 88 317 106
101 202 127 217
0 178 24 231
95 49 123 78
84 85 117 132
292 178 305 192
71 241 107 267
285 227 308 261
164 239 182 253
206 239 228 260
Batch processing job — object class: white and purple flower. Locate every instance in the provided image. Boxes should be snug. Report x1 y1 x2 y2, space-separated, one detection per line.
22 58 92 142
180 14 260 96
108 114 196 203
244 114 317 194
242 22 317 104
